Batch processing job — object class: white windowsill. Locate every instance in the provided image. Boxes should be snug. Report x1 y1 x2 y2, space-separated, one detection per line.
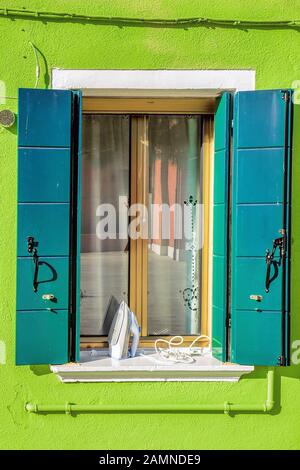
51 349 254 383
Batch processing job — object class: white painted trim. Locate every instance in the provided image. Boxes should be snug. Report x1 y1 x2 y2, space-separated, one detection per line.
51 349 254 383
52 69 255 96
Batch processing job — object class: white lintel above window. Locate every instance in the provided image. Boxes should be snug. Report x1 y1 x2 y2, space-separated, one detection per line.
52 68 256 97
51 350 254 383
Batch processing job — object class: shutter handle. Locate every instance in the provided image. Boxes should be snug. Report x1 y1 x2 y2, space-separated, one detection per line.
32 249 39 293
27 236 39 292
265 236 284 293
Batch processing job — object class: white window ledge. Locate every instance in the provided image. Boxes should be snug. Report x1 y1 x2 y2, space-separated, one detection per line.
51 349 254 383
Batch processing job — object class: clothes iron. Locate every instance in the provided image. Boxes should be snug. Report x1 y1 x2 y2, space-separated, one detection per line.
107 300 140 360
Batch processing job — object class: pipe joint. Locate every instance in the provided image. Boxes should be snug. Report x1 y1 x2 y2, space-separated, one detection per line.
65 403 72 415
223 401 231 414
25 402 37 413
264 400 275 413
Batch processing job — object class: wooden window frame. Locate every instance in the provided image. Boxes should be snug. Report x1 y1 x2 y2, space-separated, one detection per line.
80 98 214 349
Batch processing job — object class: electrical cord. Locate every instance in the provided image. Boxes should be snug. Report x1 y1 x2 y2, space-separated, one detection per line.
141 335 210 364
28 41 40 89
0 8 299 29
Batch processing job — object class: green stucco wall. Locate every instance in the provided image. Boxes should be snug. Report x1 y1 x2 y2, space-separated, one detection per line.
1 0 300 450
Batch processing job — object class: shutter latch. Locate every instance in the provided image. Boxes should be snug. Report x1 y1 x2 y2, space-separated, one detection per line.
27 236 39 292
250 294 263 302
265 236 285 293
42 294 55 301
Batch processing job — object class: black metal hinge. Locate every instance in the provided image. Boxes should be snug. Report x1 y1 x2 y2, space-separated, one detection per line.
281 90 290 102
277 355 287 366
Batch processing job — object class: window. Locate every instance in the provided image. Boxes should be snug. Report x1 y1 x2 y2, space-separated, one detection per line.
16 88 293 367
80 99 214 349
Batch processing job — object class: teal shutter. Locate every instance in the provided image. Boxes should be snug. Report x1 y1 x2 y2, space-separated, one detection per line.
72 91 82 363
212 93 231 361
231 89 292 366
16 88 81 365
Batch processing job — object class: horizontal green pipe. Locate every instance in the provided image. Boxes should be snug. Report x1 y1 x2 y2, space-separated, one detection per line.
0 8 299 29
25 369 275 415
25 403 269 414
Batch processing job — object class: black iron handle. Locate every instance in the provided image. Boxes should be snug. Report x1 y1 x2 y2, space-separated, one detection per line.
265 236 284 293
32 248 39 292
265 251 272 293
27 236 39 292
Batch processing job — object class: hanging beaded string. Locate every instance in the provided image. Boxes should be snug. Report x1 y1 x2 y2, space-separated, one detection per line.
183 195 198 312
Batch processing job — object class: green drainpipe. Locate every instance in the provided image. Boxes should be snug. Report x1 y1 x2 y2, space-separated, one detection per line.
25 369 275 415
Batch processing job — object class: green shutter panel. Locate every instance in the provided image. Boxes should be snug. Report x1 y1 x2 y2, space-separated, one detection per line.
72 91 82 363
212 92 232 361
16 88 81 365
231 89 292 366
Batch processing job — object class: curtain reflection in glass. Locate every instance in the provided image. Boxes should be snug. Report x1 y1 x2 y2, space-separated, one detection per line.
148 115 203 335
81 115 129 336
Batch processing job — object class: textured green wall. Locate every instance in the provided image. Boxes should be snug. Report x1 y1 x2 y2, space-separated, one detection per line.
1 0 300 450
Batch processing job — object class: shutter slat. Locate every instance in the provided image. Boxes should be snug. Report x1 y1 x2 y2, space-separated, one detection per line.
18 89 71 147
16 310 69 365
18 148 70 202
17 204 70 256
16 257 69 310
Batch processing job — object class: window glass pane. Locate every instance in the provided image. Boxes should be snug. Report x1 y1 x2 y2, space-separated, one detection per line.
80 115 129 336
148 115 203 335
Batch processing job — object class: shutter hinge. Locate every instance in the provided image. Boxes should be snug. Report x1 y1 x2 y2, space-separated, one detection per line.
277 355 287 366
230 119 234 137
281 91 290 102
227 317 232 328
